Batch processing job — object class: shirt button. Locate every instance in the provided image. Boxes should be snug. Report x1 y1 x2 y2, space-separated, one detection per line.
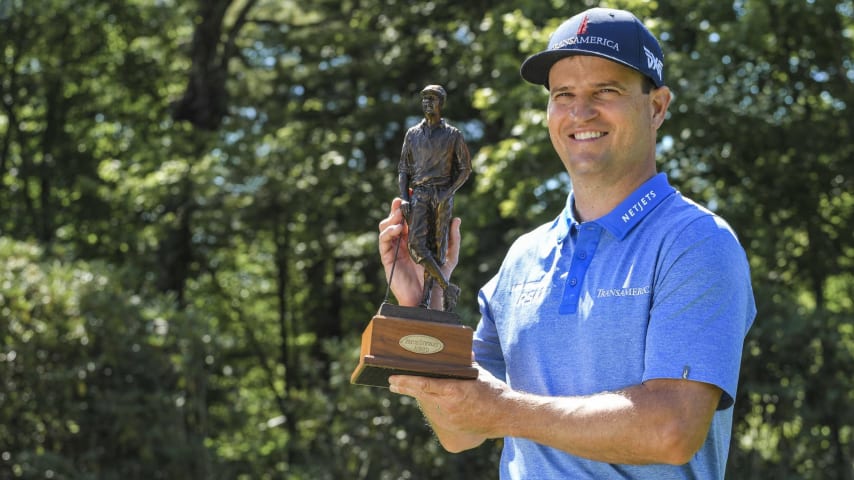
569 278 578 286
578 252 587 260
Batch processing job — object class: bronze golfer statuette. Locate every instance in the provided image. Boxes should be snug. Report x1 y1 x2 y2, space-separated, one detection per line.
351 85 478 388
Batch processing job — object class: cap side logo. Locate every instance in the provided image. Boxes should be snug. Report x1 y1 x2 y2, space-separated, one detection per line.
643 45 664 81
576 15 589 35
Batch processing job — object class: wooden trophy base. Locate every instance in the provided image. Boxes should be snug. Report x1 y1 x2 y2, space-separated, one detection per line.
350 303 478 388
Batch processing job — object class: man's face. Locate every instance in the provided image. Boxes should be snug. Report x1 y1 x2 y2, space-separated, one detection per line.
422 93 442 117
546 55 670 183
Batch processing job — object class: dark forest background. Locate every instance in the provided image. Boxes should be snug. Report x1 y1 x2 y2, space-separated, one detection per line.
1 0 852 478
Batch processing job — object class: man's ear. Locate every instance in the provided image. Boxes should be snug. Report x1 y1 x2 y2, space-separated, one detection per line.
650 86 672 129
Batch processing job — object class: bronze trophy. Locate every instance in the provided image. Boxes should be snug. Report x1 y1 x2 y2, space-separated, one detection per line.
351 85 478 387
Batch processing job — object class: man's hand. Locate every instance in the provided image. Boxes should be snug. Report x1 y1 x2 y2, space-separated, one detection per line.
388 366 509 453
378 197 460 307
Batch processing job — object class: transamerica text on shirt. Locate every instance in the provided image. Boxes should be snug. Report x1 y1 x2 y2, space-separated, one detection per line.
597 286 651 298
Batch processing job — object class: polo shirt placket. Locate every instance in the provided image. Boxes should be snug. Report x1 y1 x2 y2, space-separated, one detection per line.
557 173 674 315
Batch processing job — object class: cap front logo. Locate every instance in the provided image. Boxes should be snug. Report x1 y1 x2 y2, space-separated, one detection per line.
576 15 589 35
549 12 621 52
551 35 620 53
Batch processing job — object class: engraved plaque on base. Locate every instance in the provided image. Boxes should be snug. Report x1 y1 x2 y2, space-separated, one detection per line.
350 303 478 388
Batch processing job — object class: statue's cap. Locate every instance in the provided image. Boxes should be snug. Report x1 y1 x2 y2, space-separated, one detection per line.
420 84 447 101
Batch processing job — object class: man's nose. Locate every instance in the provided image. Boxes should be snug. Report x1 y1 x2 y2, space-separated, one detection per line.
570 97 597 120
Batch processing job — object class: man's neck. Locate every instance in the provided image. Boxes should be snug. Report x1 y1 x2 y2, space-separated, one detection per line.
571 169 656 222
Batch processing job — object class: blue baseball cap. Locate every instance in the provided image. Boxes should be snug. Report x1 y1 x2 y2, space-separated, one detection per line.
520 8 665 90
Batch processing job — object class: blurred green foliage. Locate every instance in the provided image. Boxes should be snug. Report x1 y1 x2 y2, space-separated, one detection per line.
0 0 851 478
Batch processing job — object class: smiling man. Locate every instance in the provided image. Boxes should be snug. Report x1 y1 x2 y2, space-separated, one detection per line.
380 8 756 479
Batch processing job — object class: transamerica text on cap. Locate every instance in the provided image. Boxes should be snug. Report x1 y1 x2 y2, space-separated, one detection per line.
551 35 620 52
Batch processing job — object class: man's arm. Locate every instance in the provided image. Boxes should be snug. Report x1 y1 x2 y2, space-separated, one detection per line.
500 378 721 465
389 371 721 465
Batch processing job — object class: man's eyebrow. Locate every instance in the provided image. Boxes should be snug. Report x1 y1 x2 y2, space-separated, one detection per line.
550 80 628 94
592 80 628 89
590 80 628 90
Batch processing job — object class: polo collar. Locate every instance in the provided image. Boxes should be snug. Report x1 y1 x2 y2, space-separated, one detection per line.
556 173 676 243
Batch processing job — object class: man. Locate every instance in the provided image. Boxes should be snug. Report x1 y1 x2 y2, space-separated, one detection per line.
398 85 472 311
380 7 755 480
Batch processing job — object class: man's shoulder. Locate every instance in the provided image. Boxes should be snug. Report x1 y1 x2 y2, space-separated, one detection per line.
645 193 748 269
502 219 561 266
655 193 741 241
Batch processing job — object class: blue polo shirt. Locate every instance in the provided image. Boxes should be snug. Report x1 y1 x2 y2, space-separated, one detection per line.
473 173 756 480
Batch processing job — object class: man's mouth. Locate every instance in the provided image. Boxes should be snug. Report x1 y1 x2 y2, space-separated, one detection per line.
572 131 606 140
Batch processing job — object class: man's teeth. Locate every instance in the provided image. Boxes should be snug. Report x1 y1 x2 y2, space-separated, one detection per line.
574 131 604 140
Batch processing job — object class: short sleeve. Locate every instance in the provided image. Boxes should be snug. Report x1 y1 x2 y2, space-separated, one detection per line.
473 275 507 381
642 215 756 409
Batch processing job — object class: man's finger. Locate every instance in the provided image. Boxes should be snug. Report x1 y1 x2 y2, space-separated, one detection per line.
439 217 462 277
389 375 433 396
379 223 403 242
448 217 461 256
379 199 404 232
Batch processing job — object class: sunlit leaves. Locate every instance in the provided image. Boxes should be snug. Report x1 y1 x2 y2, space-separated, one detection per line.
2 0 853 478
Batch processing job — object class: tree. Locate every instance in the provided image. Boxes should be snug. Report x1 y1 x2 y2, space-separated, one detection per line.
655 1 853 477
1 0 851 478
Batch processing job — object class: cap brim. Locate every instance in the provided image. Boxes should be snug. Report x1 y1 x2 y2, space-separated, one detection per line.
520 49 652 90
521 50 576 87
